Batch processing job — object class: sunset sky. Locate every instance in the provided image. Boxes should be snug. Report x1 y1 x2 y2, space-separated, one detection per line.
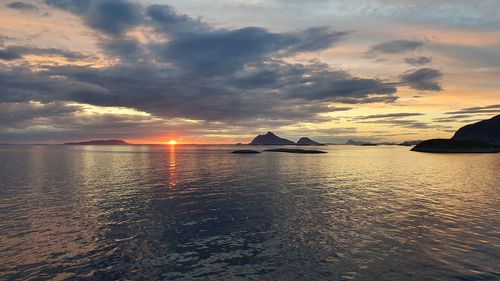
1 0 499 144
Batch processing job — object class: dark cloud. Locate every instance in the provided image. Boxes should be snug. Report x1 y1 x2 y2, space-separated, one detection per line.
44 0 91 14
45 0 142 35
2 2 398 119
444 104 500 115
355 113 425 120
146 4 209 35
400 68 443 91
351 112 436 130
6 1 39 11
433 115 475 123
368 40 425 56
85 0 142 35
0 45 93 61
357 119 431 129
155 27 348 75
0 102 79 129
405 56 432 66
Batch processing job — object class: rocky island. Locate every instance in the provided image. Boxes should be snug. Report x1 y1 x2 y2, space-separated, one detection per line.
249 132 296 145
411 139 500 153
296 137 324 146
264 148 327 154
412 115 500 153
452 115 500 146
231 150 261 154
63 140 129 145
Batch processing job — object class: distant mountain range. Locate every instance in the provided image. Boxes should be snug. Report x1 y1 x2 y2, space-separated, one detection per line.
345 140 377 146
249 132 324 146
63 140 129 145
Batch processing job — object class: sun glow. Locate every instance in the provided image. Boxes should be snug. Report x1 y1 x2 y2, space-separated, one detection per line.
168 140 177 145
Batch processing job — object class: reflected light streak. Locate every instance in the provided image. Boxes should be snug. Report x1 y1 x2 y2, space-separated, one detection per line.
168 145 177 189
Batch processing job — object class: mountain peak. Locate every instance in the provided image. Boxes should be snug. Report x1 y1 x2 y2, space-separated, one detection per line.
297 137 323 146
249 132 295 145
452 114 500 145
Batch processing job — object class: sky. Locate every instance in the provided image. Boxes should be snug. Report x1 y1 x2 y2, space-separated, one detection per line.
0 0 499 144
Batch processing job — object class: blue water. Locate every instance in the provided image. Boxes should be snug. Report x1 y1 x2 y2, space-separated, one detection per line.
0 145 499 280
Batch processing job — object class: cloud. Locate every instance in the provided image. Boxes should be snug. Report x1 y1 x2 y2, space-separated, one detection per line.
405 56 432 66
154 27 348 75
400 68 443 91
45 0 142 35
357 119 432 129
0 45 93 61
0 101 81 130
355 113 425 120
6 1 39 11
444 104 500 115
350 112 437 130
146 4 209 35
1 2 399 124
44 0 91 14
433 115 475 123
368 40 425 56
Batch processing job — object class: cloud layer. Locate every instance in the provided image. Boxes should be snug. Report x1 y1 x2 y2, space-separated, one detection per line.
0 0 408 142
1 0 498 143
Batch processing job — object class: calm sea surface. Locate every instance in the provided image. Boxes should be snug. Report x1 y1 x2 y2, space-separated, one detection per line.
0 145 499 280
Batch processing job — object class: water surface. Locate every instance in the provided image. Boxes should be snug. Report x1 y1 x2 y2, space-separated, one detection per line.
0 145 499 280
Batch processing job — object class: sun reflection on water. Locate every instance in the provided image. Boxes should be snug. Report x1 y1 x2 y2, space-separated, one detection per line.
168 145 177 189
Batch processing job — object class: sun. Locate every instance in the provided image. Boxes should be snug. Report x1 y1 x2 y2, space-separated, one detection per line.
168 140 177 145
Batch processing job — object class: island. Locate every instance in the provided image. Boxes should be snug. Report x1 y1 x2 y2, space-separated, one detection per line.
249 132 296 145
264 148 327 154
63 139 129 145
411 114 500 153
296 137 324 146
411 139 500 153
452 114 500 146
231 150 261 154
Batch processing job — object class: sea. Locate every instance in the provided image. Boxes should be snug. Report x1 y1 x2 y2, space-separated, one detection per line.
0 144 499 280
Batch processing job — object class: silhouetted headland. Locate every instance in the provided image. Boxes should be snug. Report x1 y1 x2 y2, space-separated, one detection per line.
411 139 500 153
412 114 500 153
231 150 261 154
452 115 500 146
249 132 296 145
63 140 129 145
297 137 324 146
264 148 327 154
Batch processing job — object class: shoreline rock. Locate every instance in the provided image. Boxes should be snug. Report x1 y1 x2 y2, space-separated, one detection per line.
231 150 261 154
411 139 500 153
63 139 129 145
264 148 327 154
